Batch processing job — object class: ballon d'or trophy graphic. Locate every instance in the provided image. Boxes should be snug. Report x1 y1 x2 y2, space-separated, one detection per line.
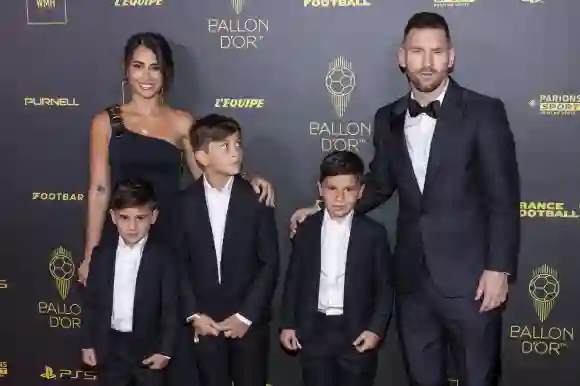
325 56 356 119
49 246 76 300
528 264 560 322
231 0 244 15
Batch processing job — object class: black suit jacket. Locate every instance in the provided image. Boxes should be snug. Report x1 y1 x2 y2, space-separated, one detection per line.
357 78 520 295
175 175 280 324
280 211 394 343
82 240 178 362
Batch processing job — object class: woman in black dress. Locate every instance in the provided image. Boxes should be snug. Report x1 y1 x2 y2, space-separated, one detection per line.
81 32 274 279
79 32 274 386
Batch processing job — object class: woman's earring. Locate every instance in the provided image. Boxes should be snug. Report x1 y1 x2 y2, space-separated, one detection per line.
159 87 164 105
121 80 127 105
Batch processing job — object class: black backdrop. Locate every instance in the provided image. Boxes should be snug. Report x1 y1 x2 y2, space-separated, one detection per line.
1 0 579 385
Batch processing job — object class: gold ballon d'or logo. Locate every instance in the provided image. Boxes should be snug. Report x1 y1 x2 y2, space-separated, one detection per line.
528 264 559 322
231 0 244 14
325 56 356 119
49 247 75 300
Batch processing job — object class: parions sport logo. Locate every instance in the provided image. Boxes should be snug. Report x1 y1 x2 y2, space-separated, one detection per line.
309 56 372 153
528 94 580 116
207 0 269 49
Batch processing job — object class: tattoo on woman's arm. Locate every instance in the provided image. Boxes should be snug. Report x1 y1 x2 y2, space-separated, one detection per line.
96 185 106 194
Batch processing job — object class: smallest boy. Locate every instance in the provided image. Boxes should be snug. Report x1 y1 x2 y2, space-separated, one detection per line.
82 179 177 386
279 150 394 386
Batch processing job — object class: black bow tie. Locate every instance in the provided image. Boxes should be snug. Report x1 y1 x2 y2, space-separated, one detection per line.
408 99 441 119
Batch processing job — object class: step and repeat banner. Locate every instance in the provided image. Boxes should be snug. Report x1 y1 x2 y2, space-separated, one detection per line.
0 0 579 385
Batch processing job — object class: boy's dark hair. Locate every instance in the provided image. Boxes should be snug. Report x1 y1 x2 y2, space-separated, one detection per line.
403 12 451 42
110 179 157 210
319 150 365 183
189 114 241 151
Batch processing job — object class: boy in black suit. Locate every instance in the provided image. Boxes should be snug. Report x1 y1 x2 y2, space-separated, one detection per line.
82 179 177 386
280 150 394 386
174 114 279 386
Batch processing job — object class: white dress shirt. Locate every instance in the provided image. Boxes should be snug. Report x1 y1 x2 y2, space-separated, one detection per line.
111 236 146 332
404 79 449 192
203 175 234 284
318 210 353 316
200 175 251 326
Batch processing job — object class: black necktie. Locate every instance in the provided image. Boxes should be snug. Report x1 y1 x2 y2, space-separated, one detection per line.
408 99 440 119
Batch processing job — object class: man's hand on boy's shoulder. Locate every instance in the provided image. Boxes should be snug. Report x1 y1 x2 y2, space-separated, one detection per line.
244 172 275 207
289 204 321 238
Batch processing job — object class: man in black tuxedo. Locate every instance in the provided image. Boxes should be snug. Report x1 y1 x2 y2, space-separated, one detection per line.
280 151 394 386
290 12 520 386
82 179 178 386
174 114 280 386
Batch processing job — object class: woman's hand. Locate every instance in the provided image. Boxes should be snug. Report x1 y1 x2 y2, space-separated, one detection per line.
246 174 275 207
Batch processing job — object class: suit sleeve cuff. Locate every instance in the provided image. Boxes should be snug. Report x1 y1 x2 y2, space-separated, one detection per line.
235 313 252 326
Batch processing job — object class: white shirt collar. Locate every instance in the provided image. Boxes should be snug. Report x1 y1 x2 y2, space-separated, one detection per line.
203 174 234 195
323 209 354 228
410 77 449 106
118 235 147 253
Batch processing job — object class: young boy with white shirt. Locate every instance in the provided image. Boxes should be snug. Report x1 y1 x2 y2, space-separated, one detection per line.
279 150 394 386
82 179 178 386
173 114 279 386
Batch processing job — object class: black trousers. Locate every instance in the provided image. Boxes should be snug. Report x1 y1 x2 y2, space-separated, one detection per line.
300 313 378 386
164 325 200 386
194 324 269 386
396 271 502 386
98 330 164 386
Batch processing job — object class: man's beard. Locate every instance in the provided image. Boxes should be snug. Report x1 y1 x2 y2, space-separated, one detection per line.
407 69 446 93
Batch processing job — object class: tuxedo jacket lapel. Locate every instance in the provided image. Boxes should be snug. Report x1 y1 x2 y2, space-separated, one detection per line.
390 97 423 203
103 246 117 320
133 241 154 325
305 212 323 307
342 214 362 313
220 175 245 280
192 179 220 283
423 78 465 196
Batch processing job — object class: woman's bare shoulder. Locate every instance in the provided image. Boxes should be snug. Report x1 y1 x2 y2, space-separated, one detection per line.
168 108 196 136
91 110 112 135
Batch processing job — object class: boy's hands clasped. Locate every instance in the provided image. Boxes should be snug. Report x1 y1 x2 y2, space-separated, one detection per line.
191 314 249 339
279 329 379 353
